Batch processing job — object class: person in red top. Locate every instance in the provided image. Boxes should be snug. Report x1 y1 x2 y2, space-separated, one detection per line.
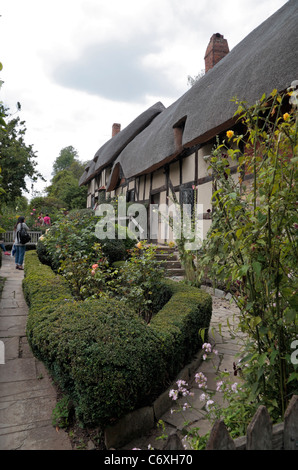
43 214 51 226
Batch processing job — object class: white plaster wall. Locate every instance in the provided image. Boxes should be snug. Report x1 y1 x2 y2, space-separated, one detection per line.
182 153 195 183
169 160 180 186
152 168 165 190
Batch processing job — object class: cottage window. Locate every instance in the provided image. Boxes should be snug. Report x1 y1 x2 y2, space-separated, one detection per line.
180 187 194 216
127 189 135 203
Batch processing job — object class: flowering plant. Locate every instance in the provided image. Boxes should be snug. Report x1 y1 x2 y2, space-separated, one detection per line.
198 86 298 421
167 342 257 449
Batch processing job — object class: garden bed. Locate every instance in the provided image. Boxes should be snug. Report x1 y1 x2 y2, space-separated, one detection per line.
23 251 212 429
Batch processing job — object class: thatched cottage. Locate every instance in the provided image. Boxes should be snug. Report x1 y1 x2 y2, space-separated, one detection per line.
79 0 298 243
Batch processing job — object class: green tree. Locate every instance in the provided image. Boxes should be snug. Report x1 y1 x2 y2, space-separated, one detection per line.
46 146 87 210
0 103 44 203
52 145 78 176
0 62 6 209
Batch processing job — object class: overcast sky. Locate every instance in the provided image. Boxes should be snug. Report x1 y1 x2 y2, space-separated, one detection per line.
0 0 289 196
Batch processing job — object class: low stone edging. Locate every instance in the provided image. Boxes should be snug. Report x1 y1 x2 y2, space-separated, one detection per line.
104 350 204 449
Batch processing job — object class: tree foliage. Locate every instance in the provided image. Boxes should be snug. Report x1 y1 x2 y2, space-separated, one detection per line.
46 146 87 210
0 62 6 207
52 145 78 176
0 103 44 203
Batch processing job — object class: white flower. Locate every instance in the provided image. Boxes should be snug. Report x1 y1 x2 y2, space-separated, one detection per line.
206 399 214 411
182 403 191 411
288 80 298 108
202 342 212 353
176 379 188 389
216 380 224 392
169 389 178 400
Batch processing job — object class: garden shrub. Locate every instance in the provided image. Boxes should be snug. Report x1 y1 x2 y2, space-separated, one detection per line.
24 251 212 427
36 208 100 272
36 237 52 267
111 242 172 322
100 238 127 264
150 281 212 378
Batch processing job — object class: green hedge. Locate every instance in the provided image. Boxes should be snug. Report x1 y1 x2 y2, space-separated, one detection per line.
24 251 212 427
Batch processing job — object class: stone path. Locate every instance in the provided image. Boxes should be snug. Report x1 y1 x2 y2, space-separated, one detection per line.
0 252 72 450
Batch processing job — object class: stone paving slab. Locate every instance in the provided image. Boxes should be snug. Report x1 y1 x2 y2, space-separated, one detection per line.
0 307 28 317
0 315 28 337
0 358 37 383
0 422 72 450
0 378 56 402
0 395 58 429
0 337 19 360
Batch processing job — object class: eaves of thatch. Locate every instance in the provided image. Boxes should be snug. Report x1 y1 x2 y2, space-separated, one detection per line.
79 101 165 186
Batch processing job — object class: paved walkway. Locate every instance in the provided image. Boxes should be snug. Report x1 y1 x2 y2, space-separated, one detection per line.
0 251 244 451
121 287 244 450
0 252 72 450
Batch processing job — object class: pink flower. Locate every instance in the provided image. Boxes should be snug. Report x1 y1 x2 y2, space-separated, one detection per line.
92 263 99 270
195 372 208 389
202 342 212 353
169 389 178 401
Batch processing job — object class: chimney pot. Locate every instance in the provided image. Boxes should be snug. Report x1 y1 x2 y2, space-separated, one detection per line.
204 33 229 73
112 123 121 137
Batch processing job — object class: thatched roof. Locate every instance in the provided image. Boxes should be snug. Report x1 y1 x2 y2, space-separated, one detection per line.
80 0 298 190
79 101 165 186
106 0 298 190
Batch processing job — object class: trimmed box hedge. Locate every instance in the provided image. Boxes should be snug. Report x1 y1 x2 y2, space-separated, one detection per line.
23 251 212 427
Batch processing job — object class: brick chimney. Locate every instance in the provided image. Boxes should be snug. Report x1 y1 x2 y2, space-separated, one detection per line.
112 123 121 137
204 33 229 73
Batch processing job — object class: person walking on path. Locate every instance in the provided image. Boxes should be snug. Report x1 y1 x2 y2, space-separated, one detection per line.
13 216 30 270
